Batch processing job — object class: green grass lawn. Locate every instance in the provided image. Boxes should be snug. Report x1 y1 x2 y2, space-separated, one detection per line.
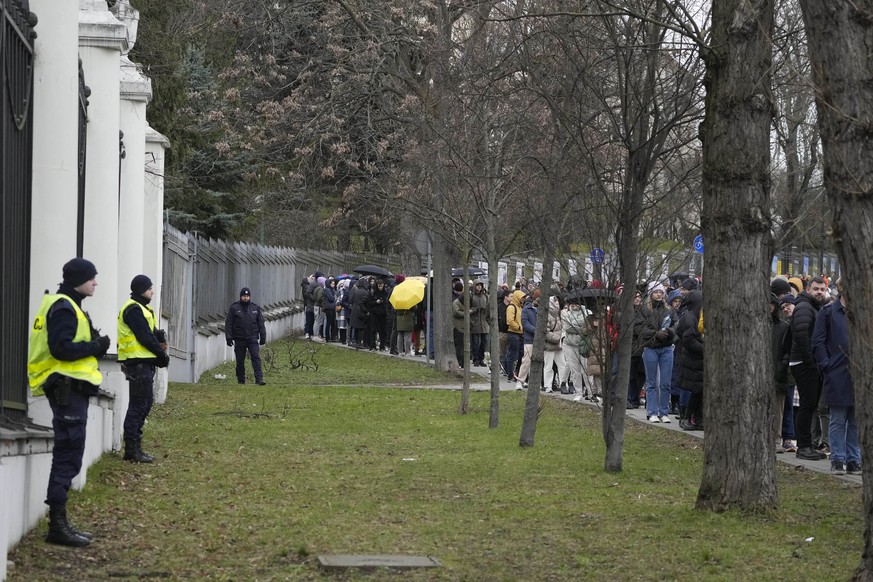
7 342 863 580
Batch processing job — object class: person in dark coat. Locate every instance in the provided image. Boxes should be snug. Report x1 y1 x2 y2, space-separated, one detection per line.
676 290 703 430
225 287 267 385
812 279 859 474
322 278 337 342
349 277 371 349
368 279 390 350
788 276 829 460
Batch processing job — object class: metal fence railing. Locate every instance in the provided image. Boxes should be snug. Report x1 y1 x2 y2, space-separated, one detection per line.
1 0 36 424
161 224 400 379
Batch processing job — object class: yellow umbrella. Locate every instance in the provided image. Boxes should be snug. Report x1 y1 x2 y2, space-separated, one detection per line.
390 279 426 310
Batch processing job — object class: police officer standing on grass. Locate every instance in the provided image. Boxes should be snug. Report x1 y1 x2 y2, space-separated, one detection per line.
27 258 111 547
118 275 170 463
225 287 267 385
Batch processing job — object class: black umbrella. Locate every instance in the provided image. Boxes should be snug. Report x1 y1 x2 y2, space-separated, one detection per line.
451 266 486 278
568 288 617 309
353 264 393 278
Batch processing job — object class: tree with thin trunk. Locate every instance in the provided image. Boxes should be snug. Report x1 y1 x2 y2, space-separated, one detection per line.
695 0 778 512
795 1 873 577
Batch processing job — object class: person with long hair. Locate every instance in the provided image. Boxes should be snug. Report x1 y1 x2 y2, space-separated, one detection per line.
634 283 678 423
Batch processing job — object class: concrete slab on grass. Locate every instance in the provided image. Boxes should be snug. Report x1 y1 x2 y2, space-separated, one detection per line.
317 554 441 571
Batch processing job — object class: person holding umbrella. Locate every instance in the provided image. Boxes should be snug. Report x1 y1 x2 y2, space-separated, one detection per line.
390 277 426 355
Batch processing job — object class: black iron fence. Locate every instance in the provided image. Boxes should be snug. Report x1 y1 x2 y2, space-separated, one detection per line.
0 0 37 423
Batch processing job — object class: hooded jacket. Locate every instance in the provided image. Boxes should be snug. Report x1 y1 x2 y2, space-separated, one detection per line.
506 290 525 335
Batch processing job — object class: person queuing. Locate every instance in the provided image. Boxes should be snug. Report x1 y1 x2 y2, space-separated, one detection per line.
117 275 170 463
634 283 678 423
27 258 111 547
225 287 267 385
812 278 860 475
789 276 829 461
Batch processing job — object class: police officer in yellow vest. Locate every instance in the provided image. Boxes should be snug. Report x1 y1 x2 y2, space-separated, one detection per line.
27 258 111 547
118 275 169 463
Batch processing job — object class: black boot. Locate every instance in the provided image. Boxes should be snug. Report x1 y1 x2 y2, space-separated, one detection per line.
46 506 91 547
567 381 576 394
124 439 155 463
560 382 570 394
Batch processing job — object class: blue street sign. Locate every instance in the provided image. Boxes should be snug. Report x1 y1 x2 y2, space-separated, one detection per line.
693 234 704 254
591 248 605 265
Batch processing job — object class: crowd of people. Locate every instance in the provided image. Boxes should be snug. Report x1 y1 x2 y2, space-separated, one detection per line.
297 267 854 476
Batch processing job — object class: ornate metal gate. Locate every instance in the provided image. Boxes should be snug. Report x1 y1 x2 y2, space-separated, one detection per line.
0 0 36 422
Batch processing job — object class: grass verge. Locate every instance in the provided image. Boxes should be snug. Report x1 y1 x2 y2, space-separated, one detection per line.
7 345 862 581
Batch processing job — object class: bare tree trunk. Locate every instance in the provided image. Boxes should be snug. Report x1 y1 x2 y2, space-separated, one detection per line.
460 257 473 413
696 0 778 512
604 189 643 472
432 232 460 373
796 2 873 577
487 233 502 428
519 248 556 447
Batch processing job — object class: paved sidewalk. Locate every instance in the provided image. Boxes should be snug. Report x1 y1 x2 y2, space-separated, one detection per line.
325 338 861 485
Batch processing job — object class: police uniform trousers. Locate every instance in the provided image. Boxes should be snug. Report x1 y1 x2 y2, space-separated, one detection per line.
123 364 155 441
46 388 90 507
234 338 263 383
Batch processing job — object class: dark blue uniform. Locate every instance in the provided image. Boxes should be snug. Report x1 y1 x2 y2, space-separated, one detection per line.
225 290 267 384
120 295 169 450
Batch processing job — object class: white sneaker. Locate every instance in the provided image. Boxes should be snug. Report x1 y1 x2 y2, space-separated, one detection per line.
515 382 525 391
660 415 672 423
648 415 661 423
544 388 553 393
304 334 311 340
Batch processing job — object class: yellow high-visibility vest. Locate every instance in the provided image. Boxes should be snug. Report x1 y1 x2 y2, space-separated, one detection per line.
27 294 102 396
117 298 156 361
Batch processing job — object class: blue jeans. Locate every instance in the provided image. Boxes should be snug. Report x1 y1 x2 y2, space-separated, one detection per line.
829 405 860 464
643 346 674 417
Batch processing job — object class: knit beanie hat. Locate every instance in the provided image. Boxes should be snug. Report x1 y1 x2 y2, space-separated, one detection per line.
62 258 97 287
770 277 792 297
395 274 406 284
317 276 326 286
667 289 683 304
788 277 803 294
240 287 251 297
131 274 153 295
649 283 666 295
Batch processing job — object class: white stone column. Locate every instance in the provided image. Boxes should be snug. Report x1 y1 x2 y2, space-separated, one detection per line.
79 0 127 340
113 0 151 297
146 126 170 403
29 0 81 316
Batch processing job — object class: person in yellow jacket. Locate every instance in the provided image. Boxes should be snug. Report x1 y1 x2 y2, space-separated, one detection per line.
118 275 169 463
502 290 526 385
27 258 110 547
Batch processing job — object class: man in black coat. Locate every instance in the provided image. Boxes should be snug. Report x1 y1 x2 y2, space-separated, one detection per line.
225 287 267 385
789 276 829 460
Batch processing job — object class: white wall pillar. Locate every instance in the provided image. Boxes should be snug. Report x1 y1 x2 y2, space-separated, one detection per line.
79 0 127 342
29 0 81 317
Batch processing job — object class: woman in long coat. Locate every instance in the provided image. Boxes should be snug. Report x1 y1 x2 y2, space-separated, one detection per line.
349 277 371 349
677 291 704 430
